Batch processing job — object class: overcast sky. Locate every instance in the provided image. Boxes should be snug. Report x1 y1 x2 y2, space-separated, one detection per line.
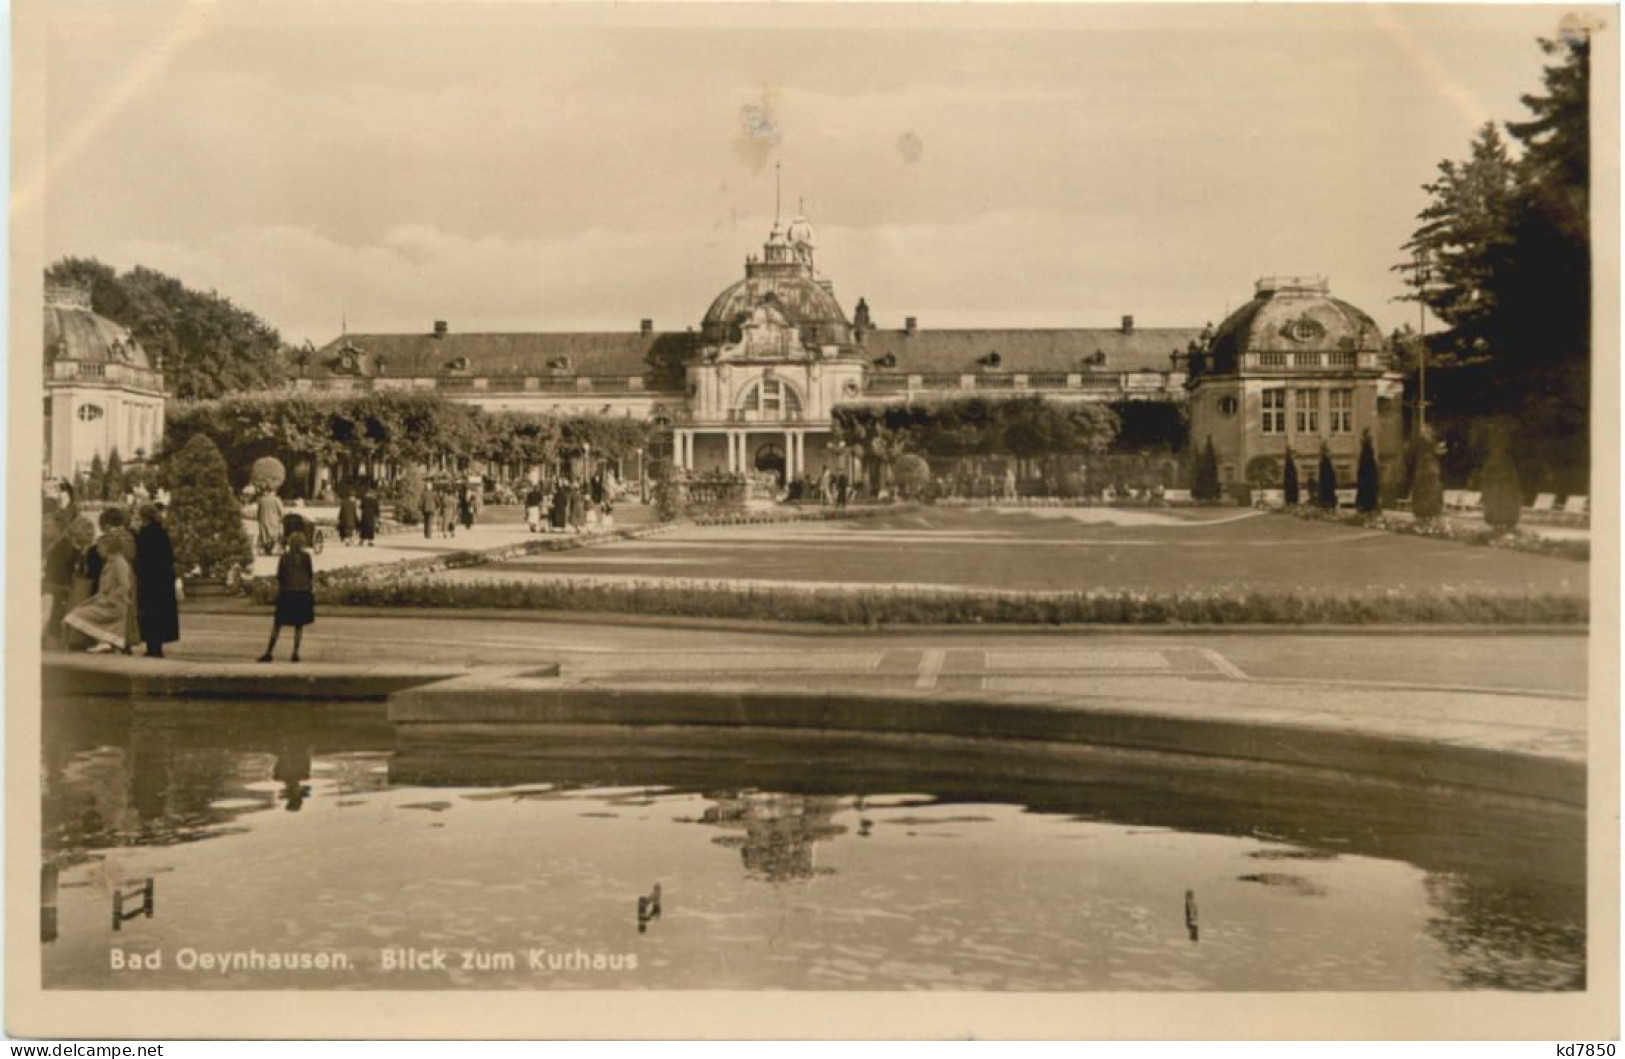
38 2 1582 345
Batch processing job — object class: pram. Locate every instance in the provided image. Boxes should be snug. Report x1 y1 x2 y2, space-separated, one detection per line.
280 512 326 554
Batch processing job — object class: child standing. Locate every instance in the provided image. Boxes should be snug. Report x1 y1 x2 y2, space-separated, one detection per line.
258 532 315 663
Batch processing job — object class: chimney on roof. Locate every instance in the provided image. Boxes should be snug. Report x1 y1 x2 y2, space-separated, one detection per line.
1121 314 1134 334
905 316 917 336
640 318 653 336
434 320 448 339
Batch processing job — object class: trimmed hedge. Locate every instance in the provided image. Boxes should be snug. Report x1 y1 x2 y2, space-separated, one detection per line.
309 577 1586 626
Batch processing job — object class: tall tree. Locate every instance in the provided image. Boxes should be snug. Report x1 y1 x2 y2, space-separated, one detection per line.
1395 34 1591 492
1395 122 1519 414
46 259 287 400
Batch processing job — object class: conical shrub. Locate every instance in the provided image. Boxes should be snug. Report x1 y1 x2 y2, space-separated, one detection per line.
1316 443 1338 509
168 433 253 580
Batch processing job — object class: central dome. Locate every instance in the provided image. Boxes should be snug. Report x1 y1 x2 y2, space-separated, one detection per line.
702 274 851 346
700 215 851 349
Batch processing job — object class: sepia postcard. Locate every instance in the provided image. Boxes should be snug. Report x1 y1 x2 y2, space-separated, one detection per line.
6 0 1620 1041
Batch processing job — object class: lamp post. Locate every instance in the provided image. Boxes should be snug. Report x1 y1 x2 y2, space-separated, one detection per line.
636 447 646 503
1414 249 1431 434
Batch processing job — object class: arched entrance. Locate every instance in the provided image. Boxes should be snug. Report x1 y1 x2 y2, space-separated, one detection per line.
753 442 786 485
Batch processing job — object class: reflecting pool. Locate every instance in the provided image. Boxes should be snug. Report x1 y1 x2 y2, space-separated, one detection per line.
42 699 1584 991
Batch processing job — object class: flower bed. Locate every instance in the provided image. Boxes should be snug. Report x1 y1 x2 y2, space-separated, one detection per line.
1276 506 1589 562
312 577 1586 627
690 504 914 527
933 496 1223 510
244 522 685 603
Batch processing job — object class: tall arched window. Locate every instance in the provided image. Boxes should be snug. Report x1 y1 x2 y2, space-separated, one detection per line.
738 378 802 418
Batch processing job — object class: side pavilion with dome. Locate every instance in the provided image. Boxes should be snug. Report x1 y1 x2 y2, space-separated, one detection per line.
44 282 167 481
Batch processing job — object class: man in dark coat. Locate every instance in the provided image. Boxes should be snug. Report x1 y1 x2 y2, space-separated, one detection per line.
418 479 438 539
133 505 179 658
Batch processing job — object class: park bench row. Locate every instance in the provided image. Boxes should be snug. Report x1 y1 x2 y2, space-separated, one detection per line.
1247 488 1588 522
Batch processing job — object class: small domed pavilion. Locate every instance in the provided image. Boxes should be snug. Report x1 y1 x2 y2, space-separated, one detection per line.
44 282 166 481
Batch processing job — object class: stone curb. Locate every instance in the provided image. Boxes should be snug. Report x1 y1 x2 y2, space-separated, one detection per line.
41 655 509 701
386 677 1585 807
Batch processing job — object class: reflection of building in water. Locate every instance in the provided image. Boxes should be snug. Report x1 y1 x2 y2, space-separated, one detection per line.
700 791 845 882
43 745 139 854
1422 873 1585 991
312 751 394 798
43 735 274 853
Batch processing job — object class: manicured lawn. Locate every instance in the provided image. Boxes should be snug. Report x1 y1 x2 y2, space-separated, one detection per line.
455 506 1586 597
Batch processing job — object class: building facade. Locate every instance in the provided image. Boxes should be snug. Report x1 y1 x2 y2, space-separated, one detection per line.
44 283 167 481
1184 277 1404 489
300 213 1398 486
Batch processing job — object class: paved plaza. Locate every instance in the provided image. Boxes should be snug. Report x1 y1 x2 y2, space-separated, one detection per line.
130 608 1589 774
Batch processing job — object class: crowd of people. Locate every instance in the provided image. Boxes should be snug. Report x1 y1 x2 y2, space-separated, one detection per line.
522 469 620 534
41 495 179 658
415 477 483 539
782 467 853 507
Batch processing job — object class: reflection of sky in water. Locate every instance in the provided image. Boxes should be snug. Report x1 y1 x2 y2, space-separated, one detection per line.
41 706 1585 992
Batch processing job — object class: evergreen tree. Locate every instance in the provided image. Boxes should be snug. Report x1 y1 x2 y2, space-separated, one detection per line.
1396 35 1591 491
1283 447 1300 506
1411 431 1445 520
1481 424 1524 532
1355 432 1381 513
103 448 125 502
85 452 106 503
395 465 427 525
1316 444 1338 509
167 433 253 581
1192 437 1220 501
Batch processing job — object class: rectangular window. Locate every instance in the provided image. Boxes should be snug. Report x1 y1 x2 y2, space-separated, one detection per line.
1261 388 1286 434
1329 389 1354 433
1295 390 1320 434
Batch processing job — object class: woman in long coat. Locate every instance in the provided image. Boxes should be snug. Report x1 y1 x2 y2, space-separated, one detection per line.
567 481 586 533
358 487 380 547
256 489 284 556
549 480 568 531
436 488 455 538
337 491 359 545
64 533 135 653
64 516 98 616
133 505 179 658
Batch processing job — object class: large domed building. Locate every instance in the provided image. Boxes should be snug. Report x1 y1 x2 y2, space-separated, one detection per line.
1185 276 1403 489
298 205 1397 492
44 283 166 480
679 212 865 480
